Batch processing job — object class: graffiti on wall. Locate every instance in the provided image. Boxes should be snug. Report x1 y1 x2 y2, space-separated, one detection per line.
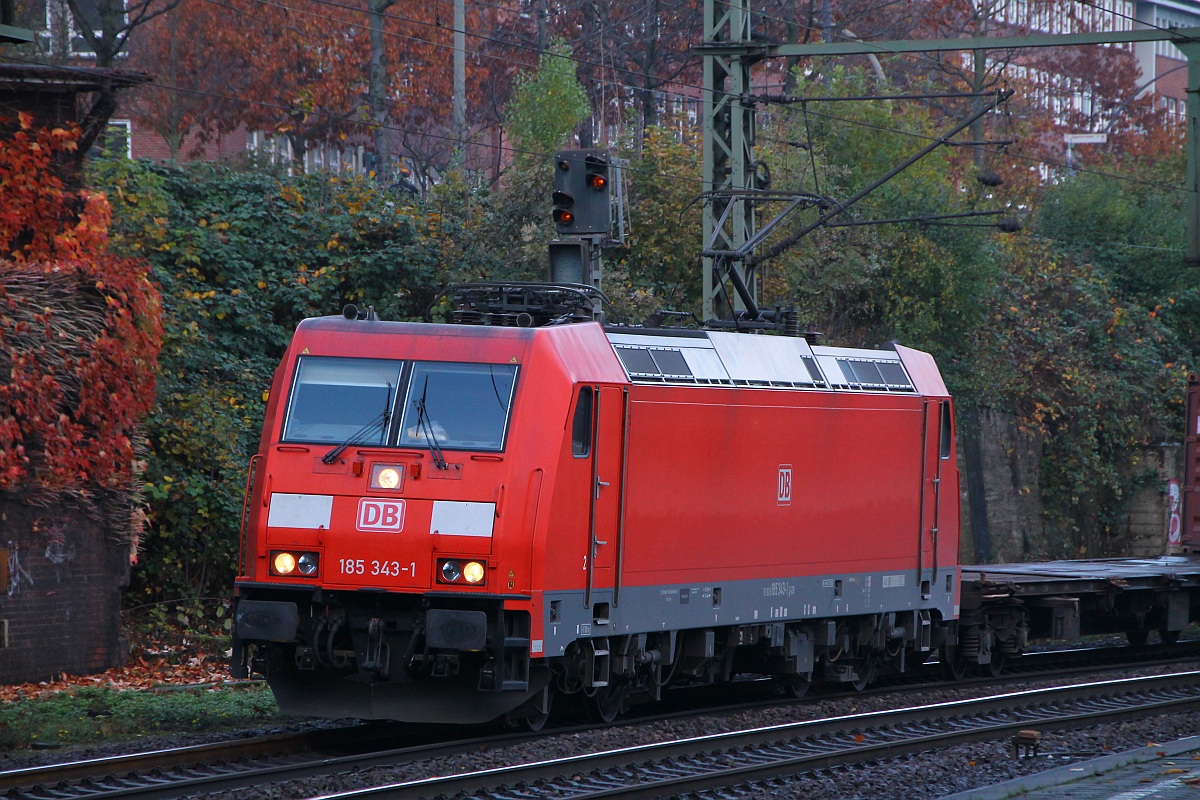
41 521 74 566
6 542 33 597
1168 479 1183 548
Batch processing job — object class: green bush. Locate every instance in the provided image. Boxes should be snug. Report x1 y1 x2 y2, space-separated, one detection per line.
0 684 281 751
89 157 502 606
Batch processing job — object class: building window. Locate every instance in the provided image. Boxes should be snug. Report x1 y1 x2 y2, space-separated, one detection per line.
26 0 125 59
105 120 131 158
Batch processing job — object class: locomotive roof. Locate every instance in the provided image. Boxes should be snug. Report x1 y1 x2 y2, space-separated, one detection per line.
297 315 540 340
605 329 948 397
293 316 948 398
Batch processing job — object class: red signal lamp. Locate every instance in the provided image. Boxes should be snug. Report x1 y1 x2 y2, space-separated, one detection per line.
586 173 607 190
553 208 575 226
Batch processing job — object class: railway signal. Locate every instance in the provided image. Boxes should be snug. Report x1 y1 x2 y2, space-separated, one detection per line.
552 149 612 236
547 240 589 285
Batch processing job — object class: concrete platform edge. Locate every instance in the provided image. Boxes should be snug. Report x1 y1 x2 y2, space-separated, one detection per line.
936 735 1200 800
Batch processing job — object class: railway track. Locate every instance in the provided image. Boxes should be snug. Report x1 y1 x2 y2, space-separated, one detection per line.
309 670 1200 800
3 643 1198 800
0 722 535 800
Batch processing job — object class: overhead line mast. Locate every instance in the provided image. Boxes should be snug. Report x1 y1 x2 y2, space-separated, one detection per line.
697 8 1200 318
702 0 758 322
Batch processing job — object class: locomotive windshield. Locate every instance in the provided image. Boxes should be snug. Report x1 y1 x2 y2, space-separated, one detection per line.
397 363 517 452
282 357 402 444
280 356 517 452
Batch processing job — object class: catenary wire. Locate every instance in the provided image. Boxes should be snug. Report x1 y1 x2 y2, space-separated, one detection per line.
756 92 1187 195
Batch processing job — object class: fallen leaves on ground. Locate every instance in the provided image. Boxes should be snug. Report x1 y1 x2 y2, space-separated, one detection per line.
0 645 238 704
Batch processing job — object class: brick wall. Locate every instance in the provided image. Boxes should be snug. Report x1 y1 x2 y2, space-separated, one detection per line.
0 500 129 683
127 121 252 163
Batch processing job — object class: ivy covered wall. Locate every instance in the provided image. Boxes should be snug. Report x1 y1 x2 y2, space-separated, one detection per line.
1 113 161 681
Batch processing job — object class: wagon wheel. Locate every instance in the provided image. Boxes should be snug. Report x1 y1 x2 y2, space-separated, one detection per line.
850 658 877 692
507 685 553 732
587 683 626 724
1126 628 1150 647
983 652 1005 678
777 673 812 699
939 644 968 681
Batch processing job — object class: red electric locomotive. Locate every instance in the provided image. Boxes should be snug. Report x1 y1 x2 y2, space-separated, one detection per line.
232 287 963 725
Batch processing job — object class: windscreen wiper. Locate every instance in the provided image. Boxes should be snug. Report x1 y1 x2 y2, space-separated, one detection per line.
321 382 392 464
416 377 449 471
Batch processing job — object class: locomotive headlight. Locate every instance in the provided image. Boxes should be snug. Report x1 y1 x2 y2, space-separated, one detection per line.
273 551 297 575
463 561 486 584
270 550 319 578
370 464 404 491
437 558 486 585
440 560 463 583
297 552 319 575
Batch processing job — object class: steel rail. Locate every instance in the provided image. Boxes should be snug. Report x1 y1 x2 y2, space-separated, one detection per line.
0 727 340 791
0 722 495 800
306 671 1200 800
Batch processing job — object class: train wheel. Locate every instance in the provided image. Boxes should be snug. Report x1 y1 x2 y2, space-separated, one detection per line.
850 659 876 692
587 684 626 724
517 686 554 732
939 644 967 681
983 653 1005 678
1126 629 1150 647
522 706 551 732
778 674 812 699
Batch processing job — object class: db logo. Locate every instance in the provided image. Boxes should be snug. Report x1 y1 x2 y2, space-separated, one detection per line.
357 498 405 532
777 465 793 506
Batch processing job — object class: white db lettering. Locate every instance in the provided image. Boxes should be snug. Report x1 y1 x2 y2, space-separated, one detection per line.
357 498 405 532
777 465 793 506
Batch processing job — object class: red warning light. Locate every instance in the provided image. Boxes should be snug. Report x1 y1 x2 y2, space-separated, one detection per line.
586 173 607 190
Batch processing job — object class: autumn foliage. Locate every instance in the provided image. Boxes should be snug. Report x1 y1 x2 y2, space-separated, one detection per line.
0 113 162 525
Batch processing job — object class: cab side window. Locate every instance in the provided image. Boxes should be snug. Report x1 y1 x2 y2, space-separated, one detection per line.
939 401 952 460
572 387 593 457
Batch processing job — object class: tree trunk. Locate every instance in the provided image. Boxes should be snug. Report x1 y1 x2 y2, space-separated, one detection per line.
288 131 307 172
971 49 987 171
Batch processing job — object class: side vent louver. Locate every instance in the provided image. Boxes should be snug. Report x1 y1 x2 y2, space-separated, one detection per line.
609 335 916 393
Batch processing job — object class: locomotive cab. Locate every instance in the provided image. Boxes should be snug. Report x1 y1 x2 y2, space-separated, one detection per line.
232 314 624 723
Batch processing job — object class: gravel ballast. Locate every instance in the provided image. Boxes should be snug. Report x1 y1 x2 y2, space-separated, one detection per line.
6 661 1200 799
195 661 1200 800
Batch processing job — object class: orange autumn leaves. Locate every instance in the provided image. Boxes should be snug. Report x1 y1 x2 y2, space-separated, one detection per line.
0 115 162 494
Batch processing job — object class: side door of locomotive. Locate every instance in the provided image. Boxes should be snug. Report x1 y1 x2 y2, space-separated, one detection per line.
585 384 628 607
918 398 952 595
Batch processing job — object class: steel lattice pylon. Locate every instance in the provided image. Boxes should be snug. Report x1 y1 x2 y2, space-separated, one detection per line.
702 0 758 321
